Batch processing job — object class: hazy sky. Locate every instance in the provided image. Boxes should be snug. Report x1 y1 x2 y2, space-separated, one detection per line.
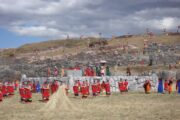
0 0 180 48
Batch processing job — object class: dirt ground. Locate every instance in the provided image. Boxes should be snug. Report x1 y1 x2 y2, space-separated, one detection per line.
0 91 180 120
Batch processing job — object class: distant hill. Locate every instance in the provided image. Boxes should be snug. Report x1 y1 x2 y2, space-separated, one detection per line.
1 34 179 57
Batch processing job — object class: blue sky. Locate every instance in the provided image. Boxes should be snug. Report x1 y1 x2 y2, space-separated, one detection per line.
0 0 179 48
0 28 44 48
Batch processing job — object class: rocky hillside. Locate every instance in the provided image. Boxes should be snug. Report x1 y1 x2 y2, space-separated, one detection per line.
0 34 180 81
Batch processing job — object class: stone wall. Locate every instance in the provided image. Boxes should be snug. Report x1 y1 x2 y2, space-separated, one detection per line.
21 74 158 92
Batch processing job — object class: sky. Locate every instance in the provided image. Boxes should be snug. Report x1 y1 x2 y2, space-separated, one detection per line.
0 0 180 48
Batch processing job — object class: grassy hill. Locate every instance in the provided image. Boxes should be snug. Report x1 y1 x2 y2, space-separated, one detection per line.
0 34 180 58
110 34 180 49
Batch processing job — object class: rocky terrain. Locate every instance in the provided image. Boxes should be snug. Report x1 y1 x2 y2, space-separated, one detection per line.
0 34 180 81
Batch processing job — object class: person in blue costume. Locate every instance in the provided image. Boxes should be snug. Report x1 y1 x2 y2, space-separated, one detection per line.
36 81 41 93
158 78 164 93
176 80 180 94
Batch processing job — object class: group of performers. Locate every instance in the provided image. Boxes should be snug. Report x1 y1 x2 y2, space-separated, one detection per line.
1 78 180 103
73 80 111 98
47 65 111 77
19 80 61 102
72 79 129 98
143 78 180 94
157 78 180 94
0 81 17 101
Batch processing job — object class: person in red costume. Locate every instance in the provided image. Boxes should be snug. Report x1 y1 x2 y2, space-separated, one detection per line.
41 81 50 101
51 80 59 94
118 79 125 93
19 82 26 102
85 80 90 95
85 67 94 76
124 79 129 92
164 80 169 93
77 80 81 92
81 81 88 98
92 80 98 96
2 83 8 96
105 80 111 96
0 82 3 101
54 81 59 92
19 87 25 102
7 82 14 95
73 81 79 96
0 90 3 101
24 83 32 102
101 81 106 94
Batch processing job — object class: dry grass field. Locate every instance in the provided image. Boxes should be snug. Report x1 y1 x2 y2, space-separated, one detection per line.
1 91 180 120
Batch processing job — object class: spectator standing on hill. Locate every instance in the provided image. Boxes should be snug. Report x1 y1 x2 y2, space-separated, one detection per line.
126 66 131 76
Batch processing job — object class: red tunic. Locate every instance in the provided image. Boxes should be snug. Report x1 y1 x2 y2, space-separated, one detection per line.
0 91 3 101
101 82 106 92
105 82 111 95
124 81 128 91
41 84 50 100
97 83 101 93
2 85 8 96
118 82 125 92
54 82 59 92
164 81 169 91
81 85 88 96
51 82 59 94
89 69 94 76
7 85 14 95
41 88 50 100
85 68 94 76
24 87 32 100
92 84 97 96
19 87 25 100
73 85 79 95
